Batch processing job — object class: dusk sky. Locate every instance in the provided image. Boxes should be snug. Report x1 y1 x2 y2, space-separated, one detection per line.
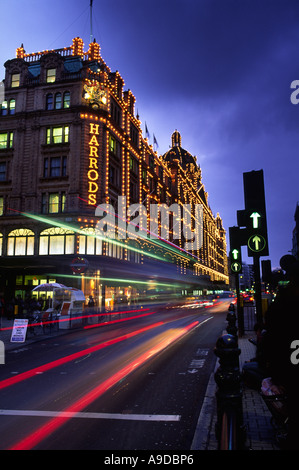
1 0 299 270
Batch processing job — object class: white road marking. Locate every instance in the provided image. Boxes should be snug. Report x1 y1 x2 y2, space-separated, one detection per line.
0 409 181 422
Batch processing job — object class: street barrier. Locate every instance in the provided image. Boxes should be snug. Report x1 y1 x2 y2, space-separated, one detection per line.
214 334 246 450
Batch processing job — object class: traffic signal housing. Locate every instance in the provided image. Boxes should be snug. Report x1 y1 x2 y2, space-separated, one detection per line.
229 226 243 274
237 170 269 257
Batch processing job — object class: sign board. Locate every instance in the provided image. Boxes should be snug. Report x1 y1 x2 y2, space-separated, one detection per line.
10 319 28 343
70 257 89 274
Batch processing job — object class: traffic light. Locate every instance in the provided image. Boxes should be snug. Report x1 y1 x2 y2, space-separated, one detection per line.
229 226 242 274
237 170 269 257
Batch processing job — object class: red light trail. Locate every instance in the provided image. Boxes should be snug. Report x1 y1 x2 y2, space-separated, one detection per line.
8 319 203 450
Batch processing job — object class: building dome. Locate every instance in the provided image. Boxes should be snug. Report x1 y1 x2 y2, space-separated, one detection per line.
163 131 198 169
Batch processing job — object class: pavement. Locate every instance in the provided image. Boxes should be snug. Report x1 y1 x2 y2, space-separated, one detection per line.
191 331 281 451
0 317 281 451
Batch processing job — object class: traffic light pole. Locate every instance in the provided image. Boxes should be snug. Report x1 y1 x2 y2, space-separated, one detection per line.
253 255 263 325
235 272 244 337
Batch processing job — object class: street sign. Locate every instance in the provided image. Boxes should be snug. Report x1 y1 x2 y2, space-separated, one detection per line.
10 319 28 343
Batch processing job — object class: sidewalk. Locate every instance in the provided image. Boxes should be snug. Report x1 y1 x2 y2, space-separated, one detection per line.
191 332 281 450
0 317 69 351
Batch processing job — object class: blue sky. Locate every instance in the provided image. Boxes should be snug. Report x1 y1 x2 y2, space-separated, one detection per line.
1 0 299 269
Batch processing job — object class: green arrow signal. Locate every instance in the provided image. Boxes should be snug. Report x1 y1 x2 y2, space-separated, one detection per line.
248 234 266 252
231 262 241 272
232 249 239 260
250 212 261 229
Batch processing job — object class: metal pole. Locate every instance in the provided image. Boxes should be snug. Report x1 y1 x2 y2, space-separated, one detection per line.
253 255 263 324
90 0 93 43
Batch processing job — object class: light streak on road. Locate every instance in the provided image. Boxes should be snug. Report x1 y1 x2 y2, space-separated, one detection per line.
0 308 153 333
0 320 162 391
9 318 208 450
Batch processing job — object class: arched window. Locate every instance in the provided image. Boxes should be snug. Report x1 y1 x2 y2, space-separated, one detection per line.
46 93 53 110
78 227 102 255
39 227 74 255
7 229 35 256
9 99 15 115
63 92 70 108
55 93 62 109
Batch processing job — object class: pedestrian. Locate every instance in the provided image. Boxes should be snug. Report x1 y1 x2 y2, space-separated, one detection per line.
263 254 299 449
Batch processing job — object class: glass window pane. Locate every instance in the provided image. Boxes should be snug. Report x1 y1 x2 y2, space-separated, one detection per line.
50 158 61 177
64 126 69 143
39 236 48 255
0 163 6 181
49 235 64 254
46 128 51 144
86 236 95 254
7 238 14 256
78 235 86 254
1 101 7 116
96 238 102 255
9 99 15 115
46 69 56 83
46 94 53 110
65 235 74 254
0 235 3 256
15 237 26 255
55 93 62 109
0 133 7 149
27 237 34 255
63 92 70 108
49 193 59 213
52 128 63 144
11 74 20 87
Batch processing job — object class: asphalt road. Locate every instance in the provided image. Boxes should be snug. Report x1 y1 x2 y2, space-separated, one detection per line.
0 300 230 450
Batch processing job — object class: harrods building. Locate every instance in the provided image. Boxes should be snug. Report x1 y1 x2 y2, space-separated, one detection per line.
0 37 228 308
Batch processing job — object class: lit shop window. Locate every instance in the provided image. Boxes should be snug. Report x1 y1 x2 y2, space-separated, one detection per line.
46 126 69 144
11 74 20 88
46 68 56 83
7 229 35 256
0 197 3 215
39 227 75 255
0 132 13 149
78 227 102 255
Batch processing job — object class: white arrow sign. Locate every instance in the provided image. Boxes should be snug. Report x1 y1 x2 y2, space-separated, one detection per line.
250 212 261 229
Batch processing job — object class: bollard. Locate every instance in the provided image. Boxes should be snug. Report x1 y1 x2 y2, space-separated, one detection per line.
214 334 246 450
226 310 238 338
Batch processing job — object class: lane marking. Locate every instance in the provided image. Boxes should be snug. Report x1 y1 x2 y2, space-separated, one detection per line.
0 409 180 422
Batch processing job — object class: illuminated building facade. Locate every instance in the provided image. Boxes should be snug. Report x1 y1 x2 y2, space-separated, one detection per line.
0 37 228 308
